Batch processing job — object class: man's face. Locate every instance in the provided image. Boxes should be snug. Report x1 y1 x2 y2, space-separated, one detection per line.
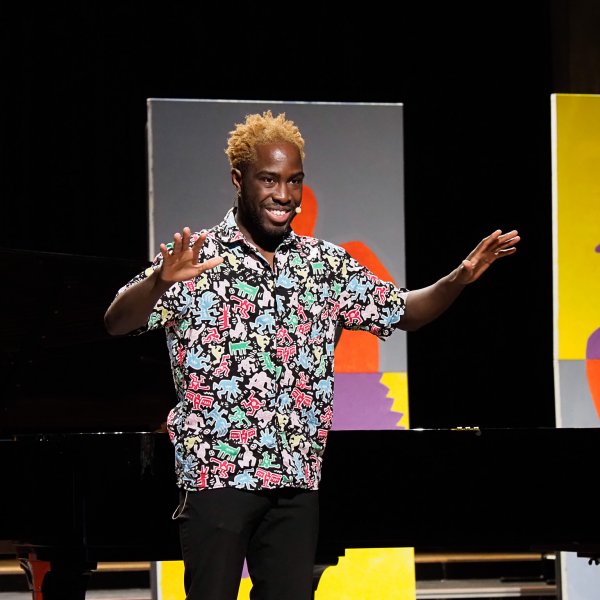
234 142 304 249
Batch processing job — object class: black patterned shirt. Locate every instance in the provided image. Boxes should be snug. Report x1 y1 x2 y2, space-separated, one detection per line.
119 209 408 491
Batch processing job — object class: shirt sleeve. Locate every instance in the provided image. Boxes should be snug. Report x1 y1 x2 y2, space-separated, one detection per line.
113 252 188 336
337 251 409 339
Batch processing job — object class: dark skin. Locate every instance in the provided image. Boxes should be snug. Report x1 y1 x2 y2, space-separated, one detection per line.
232 142 304 266
104 141 520 336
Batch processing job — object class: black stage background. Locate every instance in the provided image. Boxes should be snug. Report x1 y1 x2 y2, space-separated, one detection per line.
2 2 599 429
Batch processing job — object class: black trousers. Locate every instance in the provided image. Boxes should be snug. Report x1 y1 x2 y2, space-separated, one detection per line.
174 487 320 600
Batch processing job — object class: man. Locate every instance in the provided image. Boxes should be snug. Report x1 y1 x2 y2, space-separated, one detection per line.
104 110 520 600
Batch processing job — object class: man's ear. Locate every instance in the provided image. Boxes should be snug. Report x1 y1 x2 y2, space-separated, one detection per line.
231 168 242 192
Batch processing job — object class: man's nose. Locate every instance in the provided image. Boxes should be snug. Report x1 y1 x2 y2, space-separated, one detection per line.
273 183 291 202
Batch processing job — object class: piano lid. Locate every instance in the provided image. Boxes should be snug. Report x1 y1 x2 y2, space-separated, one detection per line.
0 248 175 434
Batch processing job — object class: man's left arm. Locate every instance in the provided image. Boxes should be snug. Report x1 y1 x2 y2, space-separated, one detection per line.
399 229 520 332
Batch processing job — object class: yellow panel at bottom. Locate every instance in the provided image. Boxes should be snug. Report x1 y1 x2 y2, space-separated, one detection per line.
155 548 415 600
315 548 416 600
155 560 184 600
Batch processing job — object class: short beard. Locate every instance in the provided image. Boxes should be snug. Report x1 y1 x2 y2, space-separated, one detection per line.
236 206 290 252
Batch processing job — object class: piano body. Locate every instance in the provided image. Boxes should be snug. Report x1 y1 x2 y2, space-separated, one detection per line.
2 249 600 599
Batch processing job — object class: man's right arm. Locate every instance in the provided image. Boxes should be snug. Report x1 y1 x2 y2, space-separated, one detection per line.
104 268 171 336
104 227 224 336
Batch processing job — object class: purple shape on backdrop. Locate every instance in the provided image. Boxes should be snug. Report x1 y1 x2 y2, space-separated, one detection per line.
586 244 600 357
588 243 600 358
588 329 600 359
332 372 404 430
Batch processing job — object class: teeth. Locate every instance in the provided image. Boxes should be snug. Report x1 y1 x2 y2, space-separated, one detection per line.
269 209 287 216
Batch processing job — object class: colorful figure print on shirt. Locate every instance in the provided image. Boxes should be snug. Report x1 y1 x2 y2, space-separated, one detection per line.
119 207 408 492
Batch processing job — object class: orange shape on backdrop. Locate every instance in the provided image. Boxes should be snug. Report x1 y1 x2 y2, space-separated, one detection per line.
587 359 600 419
293 185 397 373
292 185 319 236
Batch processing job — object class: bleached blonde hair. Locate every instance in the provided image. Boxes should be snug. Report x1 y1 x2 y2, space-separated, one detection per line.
225 110 305 170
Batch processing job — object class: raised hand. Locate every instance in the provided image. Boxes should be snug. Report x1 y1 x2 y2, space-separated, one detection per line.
159 227 224 283
454 229 520 284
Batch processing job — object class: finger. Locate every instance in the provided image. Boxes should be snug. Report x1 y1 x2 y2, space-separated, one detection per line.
172 231 183 253
476 229 503 253
497 231 519 244
501 234 520 247
483 231 519 255
498 229 519 240
199 256 224 273
494 236 520 254
191 230 208 263
495 246 518 257
181 227 192 250
461 258 474 271
159 242 170 259
192 234 206 264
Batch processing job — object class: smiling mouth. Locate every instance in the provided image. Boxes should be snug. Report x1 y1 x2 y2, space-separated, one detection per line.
266 207 290 216
265 207 292 224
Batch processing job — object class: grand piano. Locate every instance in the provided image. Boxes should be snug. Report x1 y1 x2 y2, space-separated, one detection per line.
2 249 600 599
